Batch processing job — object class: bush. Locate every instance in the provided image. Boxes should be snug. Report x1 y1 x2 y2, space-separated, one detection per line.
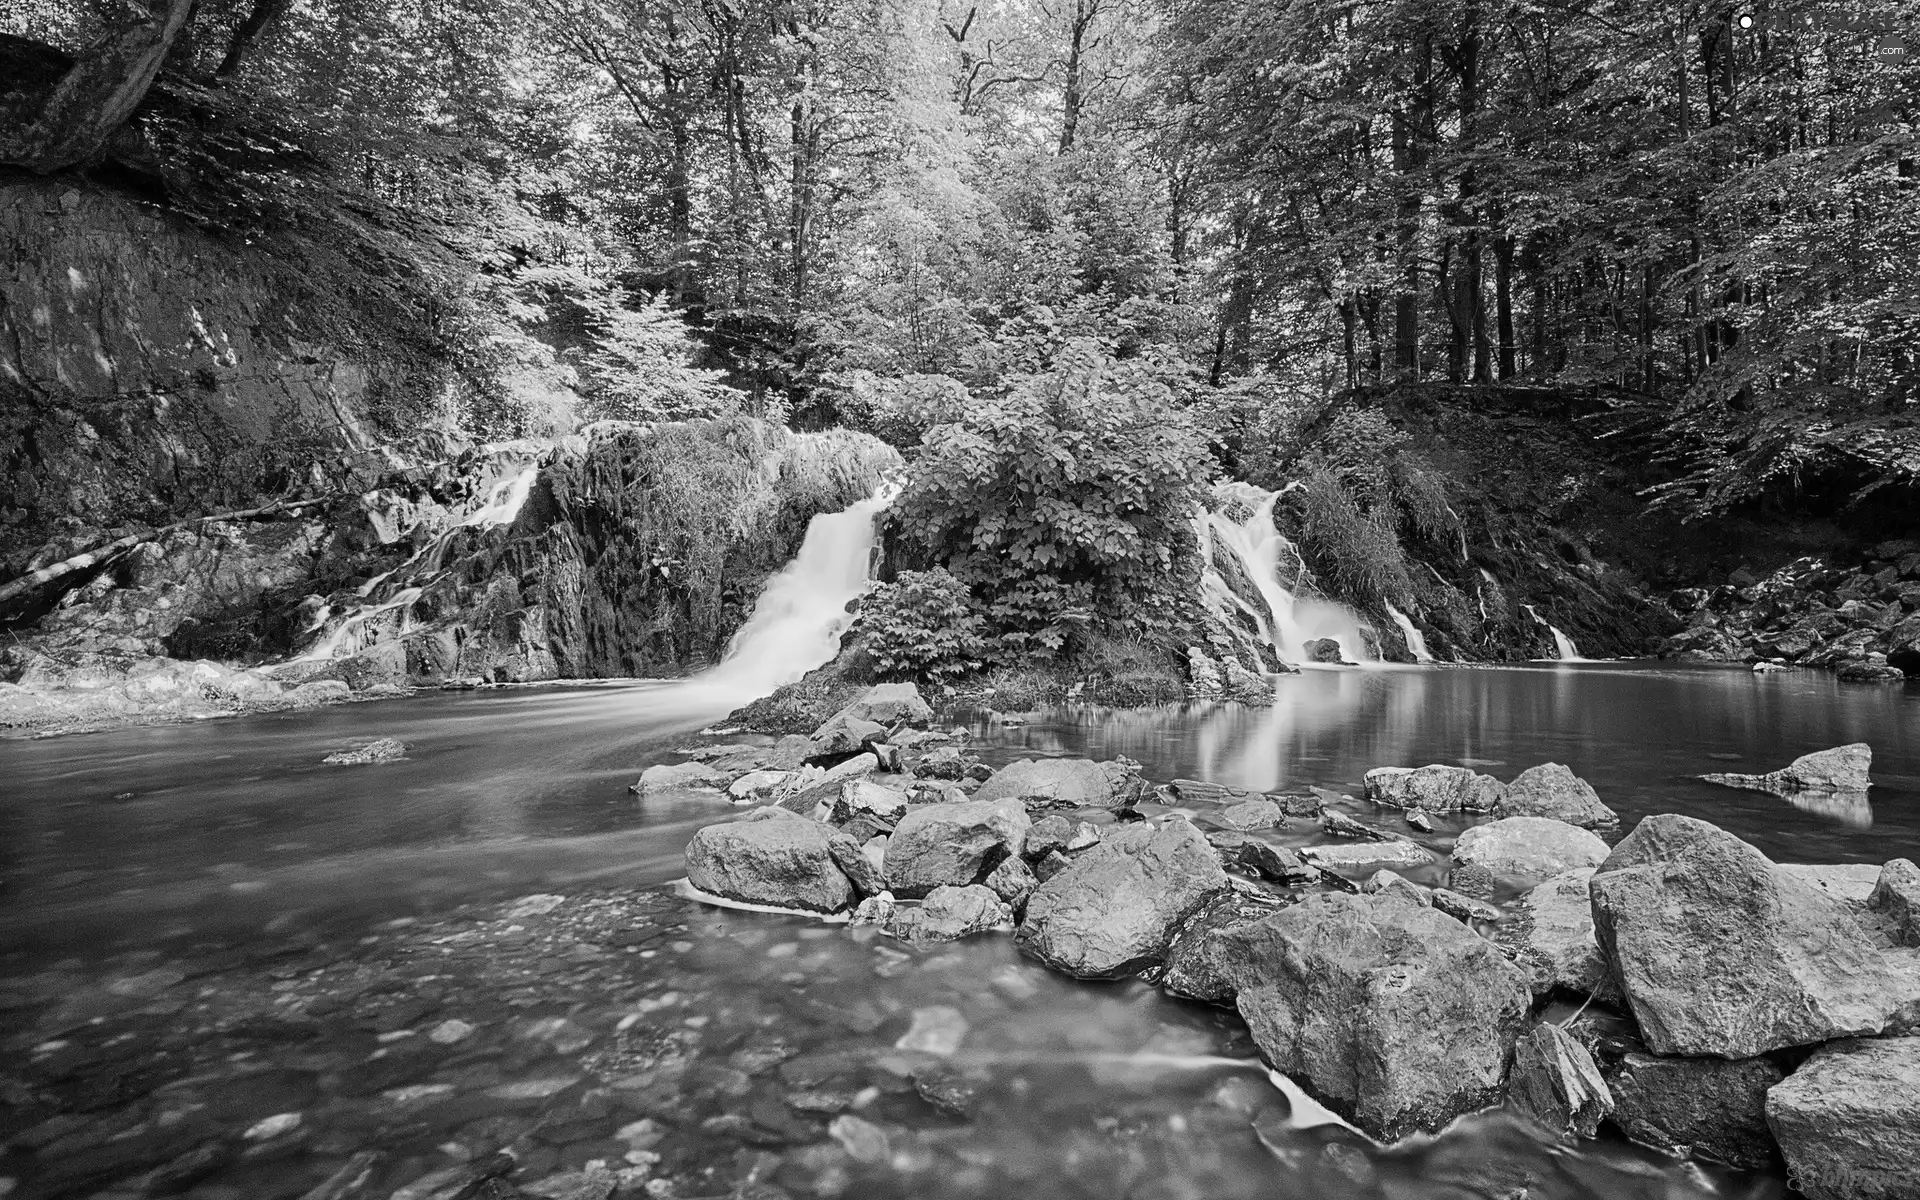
1298 469 1415 609
861 569 989 681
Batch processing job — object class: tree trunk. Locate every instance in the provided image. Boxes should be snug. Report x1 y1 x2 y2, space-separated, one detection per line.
213 0 293 80
2 0 197 173
1494 235 1516 379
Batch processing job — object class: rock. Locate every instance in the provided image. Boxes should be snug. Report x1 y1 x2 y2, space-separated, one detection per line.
1300 840 1435 869
1869 858 1920 946
290 679 352 707
1362 869 1430 906
1430 887 1501 924
1031 849 1072 881
808 713 886 758
984 855 1036 910
1320 810 1389 840
1766 1036 1920 1199
1218 798 1282 830
322 737 406 765
828 1113 890 1163
633 761 727 795
826 833 886 898
1606 1052 1782 1169
1778 862 1882 905
830 779 908 825
684 808 853 913
727 770 791 803
1405 808 1434 832
888 885 1011 943
1364 765 1506 813
1220 892 1532 1139
894 1004 968 1055
911 746 969 780
972 757 1135 810
1508 1022 1612 1139
1496 868 1619 1004
1168 778 1255 805
1447 862 1497 900
1162 892 1288 1004
1236 839 1313 884
1451 817 1610 882
883 798 1029 899
1590 814 1919 1057
1302 637 1345 663
1497 763 1617 828
1016 820 1231 978
826 682 933 727
1700 742 1873 794
1024 814 1075 858
1836 659 1905 682
848 892 895 927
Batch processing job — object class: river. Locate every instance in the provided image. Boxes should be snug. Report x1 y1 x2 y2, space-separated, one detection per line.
2 662 1914 1199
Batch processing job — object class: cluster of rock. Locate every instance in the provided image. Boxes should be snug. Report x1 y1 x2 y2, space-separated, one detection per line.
1661 541 1920 680
675 707 1918 1193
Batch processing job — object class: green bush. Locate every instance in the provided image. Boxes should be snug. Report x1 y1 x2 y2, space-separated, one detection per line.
861 569 989 681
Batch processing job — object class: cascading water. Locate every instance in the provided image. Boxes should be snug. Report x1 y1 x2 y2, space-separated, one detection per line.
1382 601 1434 663
1198 482 1373 665
1522 603 1587 661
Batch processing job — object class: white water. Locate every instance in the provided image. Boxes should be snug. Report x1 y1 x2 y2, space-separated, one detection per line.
294 586 424 662
1199 482 1373 665
1522 604 1586 661
459 465 538 528
1382 601 1434 663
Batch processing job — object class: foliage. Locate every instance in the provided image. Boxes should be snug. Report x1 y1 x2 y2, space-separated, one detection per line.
895 338 1211 660
1296 469 1415 610
860 568 989 681
575 297 740 424
825 371 970 448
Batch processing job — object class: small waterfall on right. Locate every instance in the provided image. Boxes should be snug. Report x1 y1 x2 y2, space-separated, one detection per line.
1197 482 1374 665
1522 604 1587 661
1383 601 1434 662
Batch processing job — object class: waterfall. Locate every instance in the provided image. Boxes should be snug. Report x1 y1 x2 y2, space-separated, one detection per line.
699 485 897 694
1383 601 1434 663
1198 482 1373 665
1522 604 1587 661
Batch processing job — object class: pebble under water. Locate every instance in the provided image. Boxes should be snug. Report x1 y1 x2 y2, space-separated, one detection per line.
2 664 1916 1200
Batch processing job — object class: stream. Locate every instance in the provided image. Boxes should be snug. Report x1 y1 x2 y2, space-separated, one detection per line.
3 663 1916 1199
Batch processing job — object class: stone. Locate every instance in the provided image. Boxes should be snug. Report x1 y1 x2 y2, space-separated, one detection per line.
1162 892 1288 1004
1766 1036 1920 1200
1496 868 1617 1003
830 779 908 825
289 679 352 707
1778 862 1882 905
1321 810 1393 840
1363 869 1430 907
1218 798 1282 830
808 713 886 758
1302 637 1345 663
1507 1022 1612 1140
1300 840 1434 869
826 834 886 898
1032 849 1072 881
883 798 1029 899
911 746 969 780
828 1114 890 1163
972 757 1133 810
984 855 1036 910
1430 887 1501 924
888 885 1011 943
1220 892 1531 1140
1869 858 1920 946
1451 816 1610 882
848 893 895 927
1606 1052 1782 1169
1024 814 1075 858
1448 861 1497 900
684 808 853 913
632 762 727 795
1169 779 1255 805
1364 765 1506 813
1236 839 1313 884
322 737 406 765
1016 820 1231 979
894 1004 967 1056
824 682 933 728
1699 742 1873 794
1497 763 1617 828
1590 814 1919 1057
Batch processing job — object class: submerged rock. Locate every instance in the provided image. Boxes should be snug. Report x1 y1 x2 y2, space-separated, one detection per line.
1364 764 1506 813
883 798 1029 899
1221 891 1531 1139
1699 742 1872 794
1451 816 1610 882
1016 820 1229 979
1507 1022 1612 1140
684 807 853 912
1590 814 1919 1057
322 737 406 765
1766 1036 1920 1200
1606 1052 1782 1169
1496 763 1617 828
632 761 728 795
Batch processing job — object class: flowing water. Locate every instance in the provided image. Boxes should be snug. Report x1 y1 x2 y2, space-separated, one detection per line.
1197 483 1375 664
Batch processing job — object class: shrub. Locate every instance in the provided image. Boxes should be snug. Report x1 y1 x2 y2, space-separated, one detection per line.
1297 468 1415 609
827 371 970 448
861 569 989 682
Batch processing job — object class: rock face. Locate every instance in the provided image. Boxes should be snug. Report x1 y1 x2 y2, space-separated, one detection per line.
1507 1023 1612 1139
1497 764 1617 828
1700 742 1873 794
1220 892 1531 1139
1364 765 1506 813
883 798 1029 899
1606 1052 1782 1169
1016 821 1229 979
1766 1036 1920 1200
1589 815 1917 1057
971 757 1136 810
1496 868 1618 1004
1451 816 1610 881
684 808 852 912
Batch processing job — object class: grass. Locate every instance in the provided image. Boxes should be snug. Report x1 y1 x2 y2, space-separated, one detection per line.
1298 468 1417 609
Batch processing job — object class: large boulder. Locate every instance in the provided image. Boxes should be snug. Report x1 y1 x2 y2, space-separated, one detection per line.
1364 764 1506 813
1161 892 1288 1004
1869 858 1920 947
1606 1052 1783 1169
633 761 728 795
1452 816 1610 882
1016 820 1230 979
1497 763 1617 828
1220 892 1531 1139
886 884 1011 943
1507 1022 1612 1140
685 808 853 913
1589 815 1920 1057
971 757 1140 810
1766 1036 1920 1200
808 713 887 757
821 682 933 728
883 798 1029 899
1495 868 1619 1004
1699 742 1872 794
